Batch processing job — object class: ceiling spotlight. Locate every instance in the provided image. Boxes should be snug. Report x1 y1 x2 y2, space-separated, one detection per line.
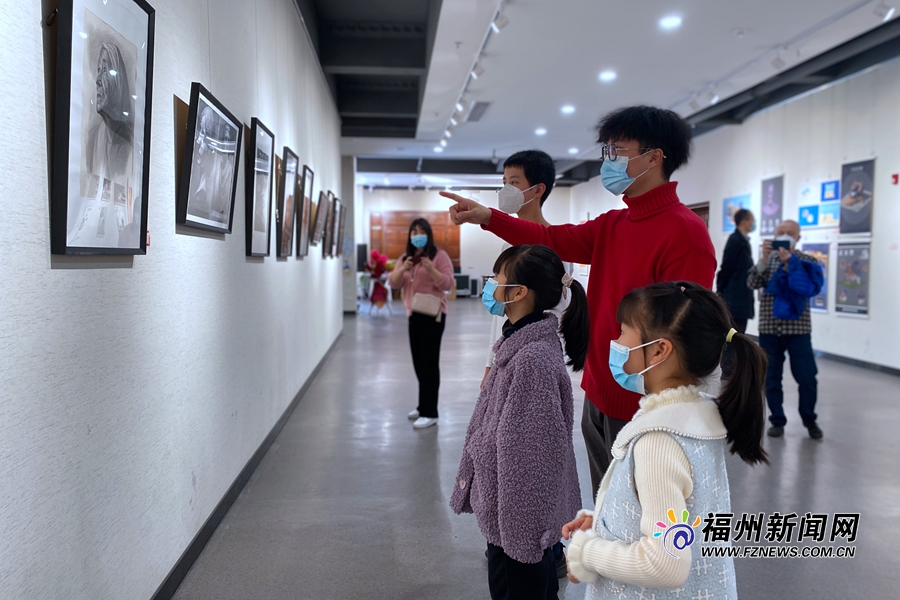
535 127 547 136
433 146 444 153
440 139 448 147
568 147 579 155
383 177 391 185
449 116 459 127
874 2 896 21
491 13 510 33
771 53 786 70
472 65 485 79
710 94 720 105
659 15 683 30
455 100 465 112
599 70 617 82
444 129 452 138
561 105 575 115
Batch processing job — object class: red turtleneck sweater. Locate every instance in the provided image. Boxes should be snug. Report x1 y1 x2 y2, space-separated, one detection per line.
484 182 716 421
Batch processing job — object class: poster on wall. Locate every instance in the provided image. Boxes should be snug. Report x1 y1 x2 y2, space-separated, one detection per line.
323 193 336 258
50 0 155 255
835 242 870 317
297 166 314 257
312 190 329 246
722 194 751 233
820 202 841 227
275 147 298 257
821 180 840 202
760 175 784 236
245 118 274 257
799 205 819 228
177 83 243 233
802 243 830 313
840 160 875 235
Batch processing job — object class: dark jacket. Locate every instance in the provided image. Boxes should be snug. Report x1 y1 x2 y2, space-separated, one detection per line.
765 255 824 320
716 231 755 320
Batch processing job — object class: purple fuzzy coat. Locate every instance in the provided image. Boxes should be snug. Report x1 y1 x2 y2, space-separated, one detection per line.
450 314 582 564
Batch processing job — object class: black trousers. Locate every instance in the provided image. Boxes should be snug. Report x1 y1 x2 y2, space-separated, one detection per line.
581 399 630 498
721 318 748 379
758 333 818 426
487 543 558 600
408 312 446 418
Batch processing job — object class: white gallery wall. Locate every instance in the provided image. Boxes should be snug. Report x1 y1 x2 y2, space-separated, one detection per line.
0 1 343 598
676 59 900 370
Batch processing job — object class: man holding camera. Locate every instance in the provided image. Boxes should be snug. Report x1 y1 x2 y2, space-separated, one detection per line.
748 220 824 439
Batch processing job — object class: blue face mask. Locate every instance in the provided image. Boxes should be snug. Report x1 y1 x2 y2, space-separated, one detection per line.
608 338 665 395
481 278 519 317
600 152 651 196
410 234 428 249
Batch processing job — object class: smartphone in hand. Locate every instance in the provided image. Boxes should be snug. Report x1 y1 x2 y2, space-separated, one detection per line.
410 255 422 265
771 240 791 252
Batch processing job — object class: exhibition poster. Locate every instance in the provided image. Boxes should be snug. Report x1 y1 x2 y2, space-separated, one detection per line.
760 175 784 236
803 243 830 313
835 242 870 317
722 193 751 233
840 160 875 235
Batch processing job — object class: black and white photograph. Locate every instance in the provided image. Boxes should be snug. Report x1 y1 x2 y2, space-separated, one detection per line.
296 165 314 257
177 83 242 233
245 119 275 257
276 147 299 258
50 0 155 255
312 190 329 246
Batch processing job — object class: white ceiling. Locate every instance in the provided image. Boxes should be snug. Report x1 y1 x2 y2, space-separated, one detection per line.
342 0 898 164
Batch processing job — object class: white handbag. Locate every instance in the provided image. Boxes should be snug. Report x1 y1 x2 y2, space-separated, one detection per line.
411 292 443 321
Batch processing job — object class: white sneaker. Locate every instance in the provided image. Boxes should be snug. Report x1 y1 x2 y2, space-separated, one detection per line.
407 409 420 420
413 417 438 429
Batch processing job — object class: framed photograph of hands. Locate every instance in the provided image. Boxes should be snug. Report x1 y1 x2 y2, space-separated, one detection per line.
245 118 275 256
49 0 156 255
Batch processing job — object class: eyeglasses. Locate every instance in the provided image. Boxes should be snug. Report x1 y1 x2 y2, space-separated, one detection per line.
599 144 664 162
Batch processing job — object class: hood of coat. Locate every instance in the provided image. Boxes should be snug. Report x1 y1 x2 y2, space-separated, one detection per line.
492 313 561 368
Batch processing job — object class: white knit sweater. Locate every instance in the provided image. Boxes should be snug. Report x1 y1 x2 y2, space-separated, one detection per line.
566 385 728 589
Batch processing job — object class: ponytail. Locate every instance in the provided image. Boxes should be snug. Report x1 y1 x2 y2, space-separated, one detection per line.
718 332 769 465
561 279 589 371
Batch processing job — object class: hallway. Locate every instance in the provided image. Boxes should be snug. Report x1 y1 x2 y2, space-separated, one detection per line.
173 300 900 600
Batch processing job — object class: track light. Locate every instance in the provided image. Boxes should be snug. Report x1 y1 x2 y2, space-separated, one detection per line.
449 116 458 127
711 94 720 105
455 101 465 112
444 129 452 138
472 65 485 79
491 13 510 33
874 2 896 21
440 139 447 148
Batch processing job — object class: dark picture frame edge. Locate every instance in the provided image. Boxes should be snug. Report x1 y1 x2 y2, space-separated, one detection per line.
245 117 275 257
275 146 299 258
296 164 314 258
176 81 243 234
50 0 156 256
312 190 328 247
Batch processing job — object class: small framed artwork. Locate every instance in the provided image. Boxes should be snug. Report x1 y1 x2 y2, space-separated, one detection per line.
275 147 299 257
330 198 343 258
322 193 336 258
296 165 314 257
312 190 329 246
336 203 347 258
49 0 156 255
177 82 243 233
245 118 274 256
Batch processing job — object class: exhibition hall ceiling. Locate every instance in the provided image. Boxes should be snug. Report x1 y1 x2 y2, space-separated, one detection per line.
338 0 900 169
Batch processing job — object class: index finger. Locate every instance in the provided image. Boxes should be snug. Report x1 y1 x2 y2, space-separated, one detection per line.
439 191 469 204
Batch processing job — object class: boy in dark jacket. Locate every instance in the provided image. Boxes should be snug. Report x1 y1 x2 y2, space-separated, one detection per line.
747 220 824 440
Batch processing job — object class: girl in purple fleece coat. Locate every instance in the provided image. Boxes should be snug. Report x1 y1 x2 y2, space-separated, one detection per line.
451 245 588 600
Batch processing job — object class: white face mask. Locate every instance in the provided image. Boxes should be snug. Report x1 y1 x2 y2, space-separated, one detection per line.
497 183 538 214
775 234 797 250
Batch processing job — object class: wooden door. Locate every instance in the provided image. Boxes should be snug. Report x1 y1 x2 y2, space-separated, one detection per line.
370 211 461 268
688 202 710 228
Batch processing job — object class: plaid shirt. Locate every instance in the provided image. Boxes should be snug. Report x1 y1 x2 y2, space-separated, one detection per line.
747 250 818 336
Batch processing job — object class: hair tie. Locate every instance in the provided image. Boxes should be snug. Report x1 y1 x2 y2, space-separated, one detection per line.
725 328 737 343
561 273 573 299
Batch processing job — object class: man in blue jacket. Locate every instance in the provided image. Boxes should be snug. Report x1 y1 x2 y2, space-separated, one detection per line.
748 220 825 439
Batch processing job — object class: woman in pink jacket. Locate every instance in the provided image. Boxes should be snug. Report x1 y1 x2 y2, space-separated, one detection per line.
388 219 456 429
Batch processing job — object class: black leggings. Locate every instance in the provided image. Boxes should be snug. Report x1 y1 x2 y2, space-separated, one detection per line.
408 312 446 418
487 543 558 600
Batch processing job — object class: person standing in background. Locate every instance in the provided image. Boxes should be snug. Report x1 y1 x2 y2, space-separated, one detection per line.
716 209 756 377
389 219 456 430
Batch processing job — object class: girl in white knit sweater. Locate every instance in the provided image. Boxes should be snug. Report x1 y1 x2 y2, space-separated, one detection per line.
563 282 768 600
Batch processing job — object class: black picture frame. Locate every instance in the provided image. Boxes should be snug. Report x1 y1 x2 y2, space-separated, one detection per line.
50 0 156 255
296 165 314 257
322 192 335 258
312 190 329 247
330 198 342 258
275 147 299 257
336 204 347 258
244 118 275 256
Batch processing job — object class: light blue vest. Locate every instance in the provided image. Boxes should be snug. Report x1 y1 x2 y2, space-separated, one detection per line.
586 433 738 600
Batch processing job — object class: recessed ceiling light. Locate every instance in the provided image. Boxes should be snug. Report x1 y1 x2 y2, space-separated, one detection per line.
659 15 683 30
599 70 617 82
568 147 579 155
440 139 448 147
561 105 575 115
433 146 444 153
455 101 465 112
444 129 452 138
535 127 547 136
449 116 458 127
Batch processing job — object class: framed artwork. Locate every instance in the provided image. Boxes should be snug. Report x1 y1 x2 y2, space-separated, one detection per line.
330 199 342 258
722 194 751 233
296 165 314 257
312 190 329 246
50 0 156 255
840 159 874 235
176 82 243 233
759 175 784 237
336 203 347 258
323 193 336 258
245 118 274 256
275 147 299 257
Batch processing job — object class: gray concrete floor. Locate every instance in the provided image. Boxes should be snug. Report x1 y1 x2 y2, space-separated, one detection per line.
173 299 900 600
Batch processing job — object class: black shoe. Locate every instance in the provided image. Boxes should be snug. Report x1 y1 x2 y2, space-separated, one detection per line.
556 555 568 579
805 421 824 439
767 425 784 437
